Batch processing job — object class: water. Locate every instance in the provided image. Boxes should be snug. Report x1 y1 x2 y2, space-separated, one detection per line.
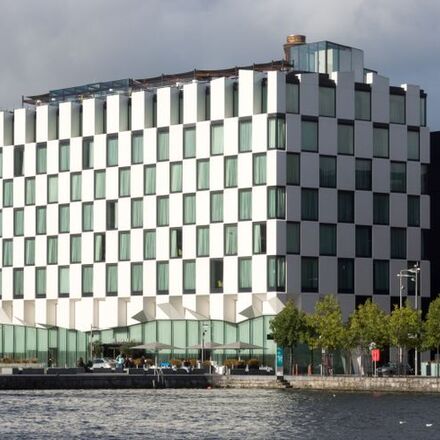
0 389 438 439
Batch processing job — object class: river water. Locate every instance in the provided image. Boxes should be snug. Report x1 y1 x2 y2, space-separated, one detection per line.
0 388 438 439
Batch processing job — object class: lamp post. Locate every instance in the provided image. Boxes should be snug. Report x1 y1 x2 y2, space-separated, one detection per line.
201 322 209 365
89 325 100 362
408 263 421 376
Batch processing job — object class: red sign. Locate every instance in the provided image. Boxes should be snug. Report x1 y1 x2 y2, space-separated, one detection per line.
371 349 380 362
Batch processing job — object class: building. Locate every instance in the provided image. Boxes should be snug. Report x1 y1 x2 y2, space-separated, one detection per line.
0 35 430 364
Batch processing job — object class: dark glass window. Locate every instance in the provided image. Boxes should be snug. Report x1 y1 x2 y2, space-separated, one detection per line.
210 259 223 293
391 162 406 193
390 228 406 259
338 259 354 293
319 156 336 188
320 224 337 256
373 193 389 225
356 226 372 258
408 195 420 227
374 260 389 294
301 189 318 221
337 123 353 155
338 191 354 223
301 257 318 292
355 159 372 190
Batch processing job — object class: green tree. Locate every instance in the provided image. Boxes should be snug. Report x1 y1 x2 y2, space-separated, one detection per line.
423 296 440 374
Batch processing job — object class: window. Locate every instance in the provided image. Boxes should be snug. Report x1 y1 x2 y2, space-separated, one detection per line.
320 156 336 188
211 123 224 155
94 170 106 200
238 258 252 292
119 168 130 197
286 153 300 185
301 188 318 221
319 86 335 117
106 200 118 230
253 222 266 254
170 162 182 193
47 236 58 264
13 269 23 299
131 198 143 228
224 156 237 188
183 260 196 294
355 89 371 120
355 159 372 190
197 226 209 257
391 162 406 192
58 267 69 297
420 95 427 127
59 204 70 233
373 125 389 158
408 195 420 227
157 262 169 294
82 137 93 169
268 115 286 150
408 129 420 161
0 149 2 178
25 177 35 205
70 173 82 201
59 140 70 172
286 222 300 254
35 267 46 298
157 196 169 226
261 78 267 113
36 206 47 234
338 259 354 293
320 224 336 256
157 129 169 161
338 191 354 223
268 187 286 219
14 145 24 177
390 93 405 124
286 82 299 113
94 233 106 262
183 126 196 158
210 259 223 292
239 119 252 152
47 175 58 203
36 143 47 174
131 131 143 164
25 238 35 265
373 193 389 225
70 235 81 263
204 86 210 120
178 91 183 124
82 265 93 297
144 230 156 260
3 239 12 266
421 164 429 195
224 224 237 255
117 231 131 261
210 192 223 223
391 228 406 259
144 165 156 195
131 263 143 295
356 226 372 258
253 154 266 185
238 189 252 221
374 260 389 294
338 122 354 155
0 210 2 237
232 82 238 117
106 264 118 296
301 257 318 292
170 228 182 258
107 134 118 166
183 194 196 225
3 180 13 207
82 202 93 232
197 159 209 190
14 208 24 236
301 119 318 152
268 256 286 291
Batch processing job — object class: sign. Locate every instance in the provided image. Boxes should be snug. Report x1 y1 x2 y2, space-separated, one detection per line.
371 349 380 362
276 346 284 376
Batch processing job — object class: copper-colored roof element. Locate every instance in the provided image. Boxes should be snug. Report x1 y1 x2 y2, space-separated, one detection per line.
284 34 306 63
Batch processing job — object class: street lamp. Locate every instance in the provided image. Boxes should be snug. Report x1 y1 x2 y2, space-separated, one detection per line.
201 322 209 365
408 263 421 376
89 325 100 361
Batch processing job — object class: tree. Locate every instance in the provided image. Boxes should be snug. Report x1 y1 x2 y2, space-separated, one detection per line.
423 296 440 374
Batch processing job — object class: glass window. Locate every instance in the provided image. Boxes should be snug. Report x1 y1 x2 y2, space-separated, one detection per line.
3 180 13 207
268 187 286 219
211 123 224 155
3 239 12 266
106 264 118 296
70 235 81 264
374 260 389 294
106 200 118 230
268 256 286 291
35 267 46 298
107 135 118 166
286 222 300 254
36 143 47 174
13 269 24 299
302 119 318 152
355 90 371 120
355 159 372 190
131 263 143 295
82 137 93 169
0 149 2 178
338 191 354 223
157 262 169 294
157 129 169 161
59 140 70 172
301 257 318 292
356 226 372 258
183 260 196 294
391 162 406 192
47 175 58 203
94 232 106 262
131 131 143 164
421 164 429 195
183 127 196 159
197 226 209 257
319 86 335 117
14 146 24 177
252 223 266 254
238 258 252 292
390 93 405 124
58 267 69 297
170 228 182 258
373 193 389 225
94 170 106 199
239 189 252 221
320 156 336 188
144 230 156 260
144 165 156 195
408 130 420 161
197 159 209 190
14 208 24 236
232 82 238 117
286 153 300 185
253 154 266 185
320 224 336 256
119 168 131 197
338 259 354 293
0 210 2 238
210 259 223 292
157 196 169 226
261 79 267 113
210 192 223 223
131 198 143 228
408 195 420 227
82 265 93 297
239 120 252 152
391 228 406 259
170 162 182 193
224 156 237 188
36 206 47 234
286 82 299 114
301 188 318 221
25 177 35 205
338 123 354 155
183 194 196 225
118 232 130 261
420 96 427 127
59 204 70 233
25 237 35 265
225 224 237 255
373 125 389 158
70 173 82 201
268 116 286 150
47 236 58 264
82 202 93 232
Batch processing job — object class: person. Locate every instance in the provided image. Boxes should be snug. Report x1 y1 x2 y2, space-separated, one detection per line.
48 357 53 368
115 353 125 371
77 357 85 368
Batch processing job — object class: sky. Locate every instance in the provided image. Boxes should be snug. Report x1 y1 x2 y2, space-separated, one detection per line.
0 0 439 127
